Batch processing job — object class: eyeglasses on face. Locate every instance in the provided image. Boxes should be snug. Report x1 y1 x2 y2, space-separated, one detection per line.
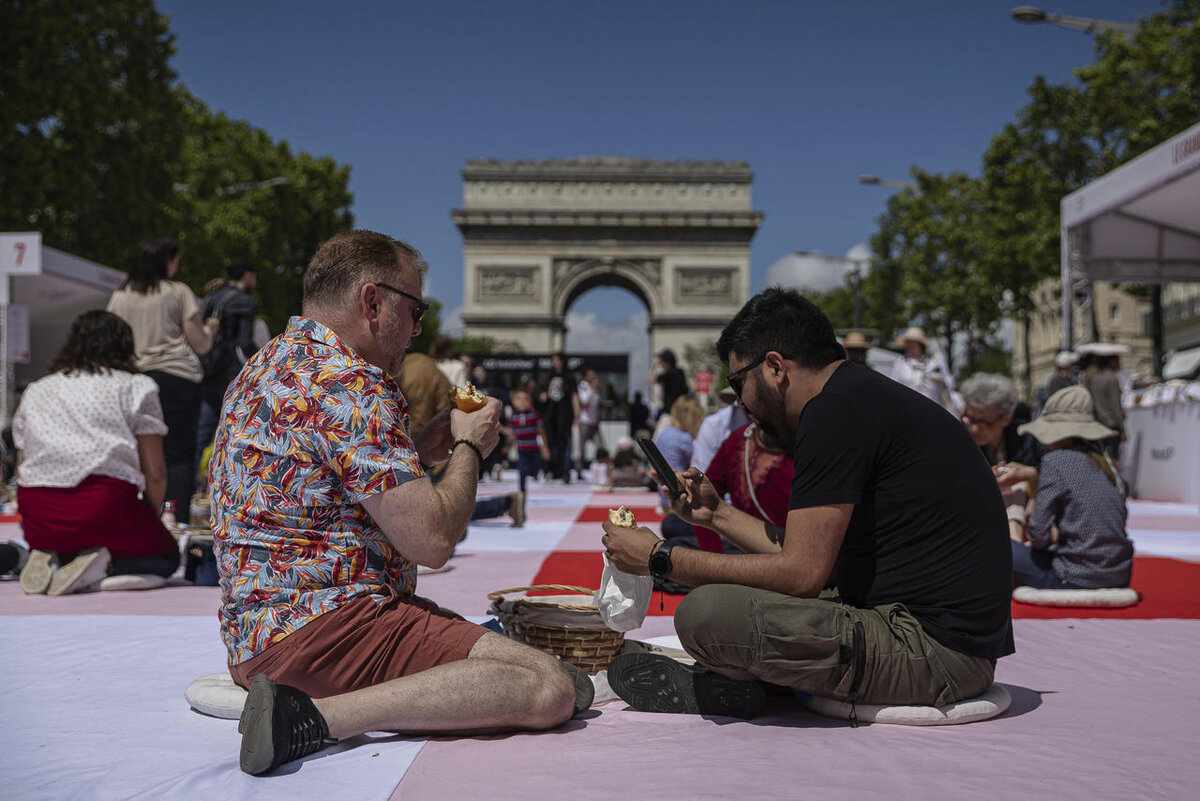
372 282 428 325
961 411 1005 427
726 355 768 398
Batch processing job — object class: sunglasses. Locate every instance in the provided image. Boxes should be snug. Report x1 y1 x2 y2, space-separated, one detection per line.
373 282 428 325
726 355 768 399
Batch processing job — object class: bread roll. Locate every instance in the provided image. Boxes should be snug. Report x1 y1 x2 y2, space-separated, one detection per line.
608 506 637 528
453 383 488 413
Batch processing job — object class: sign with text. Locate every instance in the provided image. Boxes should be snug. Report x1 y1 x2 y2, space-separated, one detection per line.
0 232 42 275
694 370 712 394
5 304 30 363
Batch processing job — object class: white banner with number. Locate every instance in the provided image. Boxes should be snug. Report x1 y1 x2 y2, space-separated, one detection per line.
0 232 42 275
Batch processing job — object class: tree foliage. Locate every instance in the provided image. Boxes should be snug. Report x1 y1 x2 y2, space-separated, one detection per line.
978 0 1200 380
0 0 184 269
866 170 1003 376
168 90 353 335
0 3 355 336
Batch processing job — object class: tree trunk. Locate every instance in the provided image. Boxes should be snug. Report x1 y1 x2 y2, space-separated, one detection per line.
1021 310 1033 402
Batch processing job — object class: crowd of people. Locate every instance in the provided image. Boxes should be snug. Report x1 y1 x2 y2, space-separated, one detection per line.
0 228 1142 775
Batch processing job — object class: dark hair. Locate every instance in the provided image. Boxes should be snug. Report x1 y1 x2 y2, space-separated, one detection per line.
431 335 456 361
125 235 179 294
302 230 426 312
716 286 845 370
48 311 138 374
226 258 255 281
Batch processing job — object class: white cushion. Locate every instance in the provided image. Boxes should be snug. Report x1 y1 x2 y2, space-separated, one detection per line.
802 682 1011 726
184 672 248 719
98 574 167 592
1012 585 1139 608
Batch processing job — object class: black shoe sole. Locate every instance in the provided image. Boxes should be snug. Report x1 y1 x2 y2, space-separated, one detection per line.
239 674 277 775
560 659 595 716
608 653 766 719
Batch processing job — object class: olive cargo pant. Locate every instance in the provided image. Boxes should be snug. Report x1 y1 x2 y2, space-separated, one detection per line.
675 585 995 706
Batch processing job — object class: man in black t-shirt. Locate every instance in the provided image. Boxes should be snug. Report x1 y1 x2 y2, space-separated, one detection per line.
603 288 1014 719
540 353 577 483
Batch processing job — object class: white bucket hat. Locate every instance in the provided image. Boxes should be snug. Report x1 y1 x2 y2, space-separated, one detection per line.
1054 350 1079 369
1018 386 1115 445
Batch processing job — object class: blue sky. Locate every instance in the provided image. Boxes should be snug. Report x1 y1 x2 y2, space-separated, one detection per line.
157 0 1159 391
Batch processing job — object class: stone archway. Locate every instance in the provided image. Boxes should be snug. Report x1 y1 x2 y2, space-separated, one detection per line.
452 158 762 376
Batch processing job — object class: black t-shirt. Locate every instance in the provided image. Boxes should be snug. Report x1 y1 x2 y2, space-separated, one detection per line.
790 362 1015 660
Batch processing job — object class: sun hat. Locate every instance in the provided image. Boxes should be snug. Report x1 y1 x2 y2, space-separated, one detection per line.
842 331 871 350
895 326 931 349
1017 386 1115 445
1054 350 1079 369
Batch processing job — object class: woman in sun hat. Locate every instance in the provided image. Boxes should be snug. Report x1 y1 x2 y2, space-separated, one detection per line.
1012 386 1133 589
889 326 956 413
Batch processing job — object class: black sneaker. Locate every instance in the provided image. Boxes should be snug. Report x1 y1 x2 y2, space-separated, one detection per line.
560 659 595 717
239 673 335 775
607 653 766 719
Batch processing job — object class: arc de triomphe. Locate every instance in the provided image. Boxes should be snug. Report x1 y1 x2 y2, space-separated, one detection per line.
452 158 763 376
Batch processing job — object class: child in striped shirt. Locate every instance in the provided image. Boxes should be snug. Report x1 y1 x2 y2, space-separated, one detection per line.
505 390 550 494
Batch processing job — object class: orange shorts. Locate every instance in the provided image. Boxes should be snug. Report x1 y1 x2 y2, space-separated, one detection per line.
229 586 488 698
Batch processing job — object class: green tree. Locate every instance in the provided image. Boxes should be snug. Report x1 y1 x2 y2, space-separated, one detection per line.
867 170 1004 377
167 90 354 334
981 0 1200 378
0 0 184 268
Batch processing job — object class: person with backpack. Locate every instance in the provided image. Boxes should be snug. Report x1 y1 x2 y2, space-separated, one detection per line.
196 259 259 462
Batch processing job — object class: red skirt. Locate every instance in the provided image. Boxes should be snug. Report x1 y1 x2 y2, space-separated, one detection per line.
18 475 178 560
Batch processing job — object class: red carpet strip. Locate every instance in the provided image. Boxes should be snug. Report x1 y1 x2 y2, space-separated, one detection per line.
531 506 1200 620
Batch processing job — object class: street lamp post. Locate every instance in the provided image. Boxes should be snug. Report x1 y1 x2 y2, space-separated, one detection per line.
1010 6 1138 34
858 174 917 191
1010 6 1152 366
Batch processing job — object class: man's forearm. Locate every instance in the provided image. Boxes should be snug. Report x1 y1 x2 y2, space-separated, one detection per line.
428 445 480 542
709 502 784 554
664 547 821 598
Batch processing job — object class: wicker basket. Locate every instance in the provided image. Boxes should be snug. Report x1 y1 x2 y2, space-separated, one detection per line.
487 584 625 674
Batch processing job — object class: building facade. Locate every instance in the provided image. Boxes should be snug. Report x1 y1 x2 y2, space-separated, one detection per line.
452 158 762 376
1012 276 1153 399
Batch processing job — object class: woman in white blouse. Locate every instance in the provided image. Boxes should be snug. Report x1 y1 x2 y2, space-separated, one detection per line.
889 326 957 413
15 311 180 595
107 236 216 524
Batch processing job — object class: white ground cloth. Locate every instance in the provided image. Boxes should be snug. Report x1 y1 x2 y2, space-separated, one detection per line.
3 615 425 800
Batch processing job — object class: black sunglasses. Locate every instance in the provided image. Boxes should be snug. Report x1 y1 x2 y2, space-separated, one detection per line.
726 355 768 398
373 282 428 325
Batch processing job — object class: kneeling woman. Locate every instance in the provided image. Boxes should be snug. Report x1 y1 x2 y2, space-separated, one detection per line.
1012 386 1133 589
15 311 180 595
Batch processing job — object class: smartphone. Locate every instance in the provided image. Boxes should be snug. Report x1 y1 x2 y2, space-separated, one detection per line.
637 437 682 496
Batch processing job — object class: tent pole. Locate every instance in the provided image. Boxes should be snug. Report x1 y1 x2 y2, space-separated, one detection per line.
1060 216 1073 349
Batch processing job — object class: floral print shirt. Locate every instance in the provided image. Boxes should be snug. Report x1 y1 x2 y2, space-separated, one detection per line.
212 316 423 664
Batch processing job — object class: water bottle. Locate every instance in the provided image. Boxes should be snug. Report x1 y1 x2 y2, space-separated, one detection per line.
161 500 177 529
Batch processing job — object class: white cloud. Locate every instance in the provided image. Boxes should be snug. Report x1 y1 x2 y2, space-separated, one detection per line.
565 308 651 400
765 243 873 293
845 242 873 262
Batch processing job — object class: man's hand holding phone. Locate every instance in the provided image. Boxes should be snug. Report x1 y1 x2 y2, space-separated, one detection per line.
670 467 722 528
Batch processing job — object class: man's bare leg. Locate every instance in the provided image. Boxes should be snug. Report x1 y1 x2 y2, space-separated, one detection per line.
315 632 576 738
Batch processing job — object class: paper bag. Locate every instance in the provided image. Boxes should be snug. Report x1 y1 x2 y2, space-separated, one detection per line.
595 554 653 632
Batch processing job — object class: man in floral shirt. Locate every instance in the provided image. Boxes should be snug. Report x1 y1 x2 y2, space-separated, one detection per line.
212 231 586 776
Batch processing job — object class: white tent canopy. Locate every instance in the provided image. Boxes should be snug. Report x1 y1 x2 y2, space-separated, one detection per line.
1 234 126 425
1060 120 1200 346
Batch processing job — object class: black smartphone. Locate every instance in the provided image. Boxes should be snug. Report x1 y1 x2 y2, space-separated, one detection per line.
637 437 682 496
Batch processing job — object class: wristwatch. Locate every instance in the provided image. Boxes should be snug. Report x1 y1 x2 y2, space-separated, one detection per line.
648 541 674 581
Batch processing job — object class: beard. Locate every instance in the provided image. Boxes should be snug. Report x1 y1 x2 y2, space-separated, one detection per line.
743 371 794 447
